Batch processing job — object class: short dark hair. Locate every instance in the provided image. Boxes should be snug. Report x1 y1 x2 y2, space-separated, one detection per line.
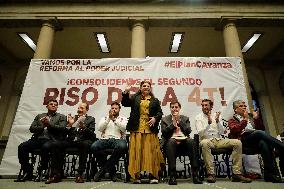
201 99 213 107
170 101 181 108
47 99 58 105
111 101 121 109
81 102 89 111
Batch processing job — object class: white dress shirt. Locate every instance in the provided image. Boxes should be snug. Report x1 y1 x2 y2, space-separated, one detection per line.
195 112 225 141
170 115 186 139
97 115 127 139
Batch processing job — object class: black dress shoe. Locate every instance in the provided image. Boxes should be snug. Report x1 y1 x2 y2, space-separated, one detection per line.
192 172 203 184
168 176 177 185
110 173 117 182
94 168 105 182
34 169 48 182
14 172 33 182
34 174 42 182
265 175 284 183
108 167 117 182
34 172 42 182
193 176 203 184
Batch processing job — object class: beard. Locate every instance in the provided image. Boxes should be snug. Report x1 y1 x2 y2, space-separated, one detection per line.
77 110 83 115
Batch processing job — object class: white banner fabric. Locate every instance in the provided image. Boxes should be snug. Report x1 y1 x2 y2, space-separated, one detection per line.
0 57 249 175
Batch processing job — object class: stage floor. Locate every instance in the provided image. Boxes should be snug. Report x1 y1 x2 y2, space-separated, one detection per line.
0 178 283 189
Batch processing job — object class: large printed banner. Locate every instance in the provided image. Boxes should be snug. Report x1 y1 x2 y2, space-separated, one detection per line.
0 57 248 175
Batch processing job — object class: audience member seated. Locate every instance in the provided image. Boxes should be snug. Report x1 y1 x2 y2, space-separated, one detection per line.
91 102 128 182
45 102 96 184
195 99 251 183
228 100 284 183
161 101 202 185
15 99 66 182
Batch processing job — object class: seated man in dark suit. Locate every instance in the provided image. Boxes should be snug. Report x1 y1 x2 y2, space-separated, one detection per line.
228 100 284 183
16 99 66 182
161 101 202 185
45 102 96 184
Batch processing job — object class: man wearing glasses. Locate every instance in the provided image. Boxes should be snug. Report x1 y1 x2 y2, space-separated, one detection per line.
16 99 66 182
228 100 284 183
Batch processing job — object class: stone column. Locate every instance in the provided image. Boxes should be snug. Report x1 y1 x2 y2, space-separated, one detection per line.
223 20 253 108
257 91 278 136
33 21 56 59
131 21 146 58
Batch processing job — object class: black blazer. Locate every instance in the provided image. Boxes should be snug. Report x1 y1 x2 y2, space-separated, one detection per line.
66 115 96 142
121 92 163 134
160 114 192 148
30 112 67 141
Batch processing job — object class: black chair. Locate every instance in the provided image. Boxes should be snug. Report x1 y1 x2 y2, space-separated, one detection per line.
63 147 93 181
91 148 129 182
160 134 200 182
16 148 44 182
212 148 233 178
91 135 130 183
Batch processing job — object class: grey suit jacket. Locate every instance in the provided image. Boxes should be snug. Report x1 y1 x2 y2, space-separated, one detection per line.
29 112 67 141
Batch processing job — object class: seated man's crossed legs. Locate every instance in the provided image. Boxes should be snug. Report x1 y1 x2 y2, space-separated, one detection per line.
242 130 284 183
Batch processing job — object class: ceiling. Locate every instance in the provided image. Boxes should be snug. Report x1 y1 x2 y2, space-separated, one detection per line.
0 2 284 68
2 0 283 3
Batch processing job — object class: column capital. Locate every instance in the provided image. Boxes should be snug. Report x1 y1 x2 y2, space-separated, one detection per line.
215 17 242 31
40 18 63 32
128 18 149 31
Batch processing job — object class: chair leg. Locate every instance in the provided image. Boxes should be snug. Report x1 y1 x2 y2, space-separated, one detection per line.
86 154 91 182
225 154 231 178
123 154 131 183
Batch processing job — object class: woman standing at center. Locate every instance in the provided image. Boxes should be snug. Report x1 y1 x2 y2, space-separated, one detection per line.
121 81 164 184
